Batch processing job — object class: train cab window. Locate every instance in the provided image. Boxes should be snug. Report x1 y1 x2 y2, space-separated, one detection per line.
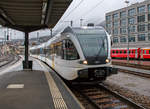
62 39 79 60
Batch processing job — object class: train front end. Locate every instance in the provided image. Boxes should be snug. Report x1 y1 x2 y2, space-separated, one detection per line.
74 27 118 82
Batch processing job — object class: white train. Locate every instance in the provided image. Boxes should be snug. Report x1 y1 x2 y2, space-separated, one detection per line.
30 26 117 82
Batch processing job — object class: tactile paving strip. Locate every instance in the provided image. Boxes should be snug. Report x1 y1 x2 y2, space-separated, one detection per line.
39 61 68 109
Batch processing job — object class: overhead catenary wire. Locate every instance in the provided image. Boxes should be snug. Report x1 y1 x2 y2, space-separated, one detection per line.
61 0 85 22
53 0 85 33
54 0 105 33
74 0 105 23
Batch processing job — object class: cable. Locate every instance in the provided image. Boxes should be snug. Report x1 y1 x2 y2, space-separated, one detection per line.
61 0 85 21
74 0 105 22
83 0 105 17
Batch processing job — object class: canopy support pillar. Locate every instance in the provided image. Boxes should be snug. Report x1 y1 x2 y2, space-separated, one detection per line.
23 31 32 70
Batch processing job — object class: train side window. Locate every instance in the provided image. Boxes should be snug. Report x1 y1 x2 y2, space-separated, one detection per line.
62 39 79 60
120 51 122 54
113 50 115 53
124 50 126 53
116 50 118 53
129 50 131 54
144 50 146 54
149 50 150 54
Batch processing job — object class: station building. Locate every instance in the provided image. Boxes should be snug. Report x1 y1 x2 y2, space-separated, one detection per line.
105 0 150 48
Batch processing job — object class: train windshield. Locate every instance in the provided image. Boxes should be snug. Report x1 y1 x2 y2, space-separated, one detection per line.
76 31 108 58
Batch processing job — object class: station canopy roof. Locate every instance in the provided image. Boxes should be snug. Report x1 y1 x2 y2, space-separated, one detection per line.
0 0 72 32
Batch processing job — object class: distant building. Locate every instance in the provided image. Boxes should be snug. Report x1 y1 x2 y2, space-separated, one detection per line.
105 0 150 48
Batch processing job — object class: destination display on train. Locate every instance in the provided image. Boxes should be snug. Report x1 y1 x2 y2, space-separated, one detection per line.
74 28 105 35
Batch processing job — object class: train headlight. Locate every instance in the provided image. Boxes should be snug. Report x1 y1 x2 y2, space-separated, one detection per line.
79 60 88 65
106 59 111 63
83 60 88 65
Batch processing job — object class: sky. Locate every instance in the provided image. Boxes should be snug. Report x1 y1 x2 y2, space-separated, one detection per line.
0 0 145 39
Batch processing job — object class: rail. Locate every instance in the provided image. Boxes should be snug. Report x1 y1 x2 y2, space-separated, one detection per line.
70 83 146 109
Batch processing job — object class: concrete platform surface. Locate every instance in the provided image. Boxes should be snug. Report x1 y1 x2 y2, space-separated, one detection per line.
0 70 54 109
0 57 84 109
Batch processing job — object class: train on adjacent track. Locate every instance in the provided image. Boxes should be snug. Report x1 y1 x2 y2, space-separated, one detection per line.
30 26 117 82
111 48 150 60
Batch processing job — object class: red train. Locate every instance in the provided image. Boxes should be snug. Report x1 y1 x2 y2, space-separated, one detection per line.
111 48 150 59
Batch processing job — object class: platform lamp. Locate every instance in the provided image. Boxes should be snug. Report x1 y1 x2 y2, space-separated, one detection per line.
125 0 130 62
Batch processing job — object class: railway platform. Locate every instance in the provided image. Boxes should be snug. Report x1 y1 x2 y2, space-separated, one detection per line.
0 56 83 109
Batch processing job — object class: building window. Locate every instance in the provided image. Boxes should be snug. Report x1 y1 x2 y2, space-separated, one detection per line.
138 5 145 13
120 37 126 43
106 15 111 22
106 23 111 28
138 24 145 32
129 26 136 33
120 19 126 26
128 17 135 24
128 8 136 16
113 13 119 20
128 36 135 42
120 27 126 34
113 37 118 43
138 34 145 41
148 33 150 41
137 15 145 22
148 24 150 30
113 28 118 35
120 11 126 18
113 21 118 27
148 4 150 12
148 14 150 21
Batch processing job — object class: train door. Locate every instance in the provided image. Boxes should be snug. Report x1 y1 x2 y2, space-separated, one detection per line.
138 48 142 59
135 49 138 59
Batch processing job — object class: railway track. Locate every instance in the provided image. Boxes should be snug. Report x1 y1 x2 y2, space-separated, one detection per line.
112 61 150 78
0 55 20 68
112 61 150 70
71 83 146 109
118 68 150 78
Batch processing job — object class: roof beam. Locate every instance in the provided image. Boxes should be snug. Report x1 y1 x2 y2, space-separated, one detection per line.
44 0 54 25
0 8 15 25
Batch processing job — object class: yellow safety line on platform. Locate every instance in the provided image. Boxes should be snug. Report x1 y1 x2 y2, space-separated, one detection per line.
37 60 68 109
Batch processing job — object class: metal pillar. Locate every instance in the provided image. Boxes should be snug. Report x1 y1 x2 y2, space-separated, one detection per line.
71 20 73 27
25 32 29 66
23 31 32 69
80 19 83 27
125 0 130 62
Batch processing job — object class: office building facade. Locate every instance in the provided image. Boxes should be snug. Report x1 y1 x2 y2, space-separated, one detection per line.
105 0 150 48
